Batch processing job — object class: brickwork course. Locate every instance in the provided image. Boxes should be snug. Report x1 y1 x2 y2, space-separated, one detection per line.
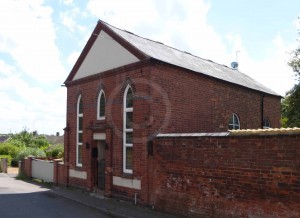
151 131 300 217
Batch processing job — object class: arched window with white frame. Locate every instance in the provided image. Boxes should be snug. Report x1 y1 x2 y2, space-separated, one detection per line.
76 95 83 167
123 85 133 173
97 90 106 120
228 113 240 130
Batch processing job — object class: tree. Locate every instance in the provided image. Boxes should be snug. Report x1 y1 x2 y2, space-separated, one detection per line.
288 17 300 80
8 128 49 148
281 84 300 127
288 48 300 79
282 18 300 127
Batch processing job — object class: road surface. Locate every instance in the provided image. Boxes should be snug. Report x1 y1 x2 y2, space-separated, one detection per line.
0 173 111 218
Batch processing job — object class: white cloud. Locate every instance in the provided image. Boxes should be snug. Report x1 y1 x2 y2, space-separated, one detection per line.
0 1 67 84
0 73 66 134
86 0 159 30
85 0 296 96
86 0 227 62
0 0 297 134
67 51 80 67
0 59 16 76
60 8 87 33
0 1 67 134
62 0 73 6
239 34 296 96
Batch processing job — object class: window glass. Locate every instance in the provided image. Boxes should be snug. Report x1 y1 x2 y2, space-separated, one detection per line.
126 112 133 129
229 116 234 126
126 147 133 170
99 92 105 117
78 132 82 143
228 113 240 130
78 144 82 164
77 95 83 166
124 85 133 173
78 117 83 131
126 132 133 144
233 116 239 125
78 97 83 114
263 118 271 128
126 88 133 108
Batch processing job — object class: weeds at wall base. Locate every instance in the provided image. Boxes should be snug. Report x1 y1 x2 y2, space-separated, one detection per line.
16 172 53 188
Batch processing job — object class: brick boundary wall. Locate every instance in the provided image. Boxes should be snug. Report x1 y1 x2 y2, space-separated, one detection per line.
21 157 32 178
150 133 300 217
21 157 67 186
54 160 67 186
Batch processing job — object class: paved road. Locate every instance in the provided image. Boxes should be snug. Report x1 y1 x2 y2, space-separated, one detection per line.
0 173 111 218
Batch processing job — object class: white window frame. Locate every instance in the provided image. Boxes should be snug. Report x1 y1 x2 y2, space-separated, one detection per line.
76 95 83 167
123 85 133 174
228 113 240 130
97 90 106 120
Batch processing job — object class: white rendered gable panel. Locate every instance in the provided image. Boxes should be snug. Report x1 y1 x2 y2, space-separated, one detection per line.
73 31 139 80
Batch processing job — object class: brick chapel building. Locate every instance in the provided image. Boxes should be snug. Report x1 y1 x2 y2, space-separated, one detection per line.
63 20 281 204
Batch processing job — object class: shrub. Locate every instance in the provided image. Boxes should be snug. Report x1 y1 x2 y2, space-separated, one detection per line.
10 129 33 146
6 138 26 147
0 155 12 167
32 135 50 148
46 144 64 158
0 143 20 158
8 129 50 148
15 147 46 161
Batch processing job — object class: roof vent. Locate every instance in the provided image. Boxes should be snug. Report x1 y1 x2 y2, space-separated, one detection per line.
231 61 239 70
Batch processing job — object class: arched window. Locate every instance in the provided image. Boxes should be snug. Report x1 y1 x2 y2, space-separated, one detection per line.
77 95 83 167
263 118 271 129
228 113 240 130
97 90 106 120
123 85 133 173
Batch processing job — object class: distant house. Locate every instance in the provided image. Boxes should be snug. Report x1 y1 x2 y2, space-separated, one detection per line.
0 135 9 143
45 135 64 145
63 20 281 203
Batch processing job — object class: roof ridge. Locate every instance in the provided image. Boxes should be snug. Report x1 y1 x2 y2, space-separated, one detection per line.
98 20 280 96
100 20 233 70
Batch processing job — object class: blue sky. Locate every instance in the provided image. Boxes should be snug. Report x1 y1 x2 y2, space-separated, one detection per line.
0 0 299 134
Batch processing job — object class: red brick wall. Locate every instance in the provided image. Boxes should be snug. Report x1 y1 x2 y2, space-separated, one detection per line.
21 157 32 178
150 62 281 134
54 160 66 186
65 60 281 204
150 134 300 217
65 62 153 201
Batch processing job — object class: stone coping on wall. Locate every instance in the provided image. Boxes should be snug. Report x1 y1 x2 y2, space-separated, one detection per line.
156 127 300 137
229 127 300 135
156 132 230 137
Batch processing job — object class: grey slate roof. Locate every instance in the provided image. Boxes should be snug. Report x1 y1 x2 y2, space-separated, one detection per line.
0 135 9 143
104 21 280 96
